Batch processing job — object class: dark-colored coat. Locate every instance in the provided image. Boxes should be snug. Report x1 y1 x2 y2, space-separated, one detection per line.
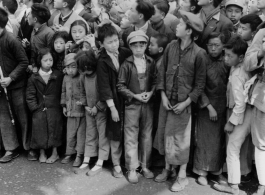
152 20 176 42
0 29 28 90
121 23 158 52
97 47 131 141
26 70 64 149
117 55 156 105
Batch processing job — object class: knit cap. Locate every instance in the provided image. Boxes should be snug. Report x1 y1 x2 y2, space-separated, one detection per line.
64 53 76 66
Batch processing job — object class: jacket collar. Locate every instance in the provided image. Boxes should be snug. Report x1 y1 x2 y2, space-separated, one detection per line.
33 70 58 84
125 54 152 64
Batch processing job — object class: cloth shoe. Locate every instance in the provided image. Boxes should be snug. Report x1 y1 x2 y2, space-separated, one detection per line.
86 164 102 177
171 177 189 192
27 150 38 161
241 174 252 183
154 169 170 183
197 175 208 186
208 174 228 185
142 168 154 179
0 150 19 163
112 167 123 178
128 170 138 184
213 184 239 195
73 155 83 167
61 155 73 164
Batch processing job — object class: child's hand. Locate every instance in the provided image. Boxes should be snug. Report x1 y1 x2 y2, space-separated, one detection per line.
133 93 144 102
22 38 30 48
90 106 98 116
208 105 218 121
65 41 73 51
172 101 187 115
225 121 234 134
161 91 172 110
84 34 96 47
63 107 67 117
76 101 82 106
142 91 153 103
27 65 33 72
110 106 120 122
0 77 12 88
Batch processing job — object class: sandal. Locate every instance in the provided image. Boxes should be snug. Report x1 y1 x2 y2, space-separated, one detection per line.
86 164 102 177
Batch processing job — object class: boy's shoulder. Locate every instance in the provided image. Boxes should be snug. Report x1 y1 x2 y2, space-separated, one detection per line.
231 63 250 80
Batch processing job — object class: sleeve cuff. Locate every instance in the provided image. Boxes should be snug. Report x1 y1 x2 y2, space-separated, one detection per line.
106 99 115 107
229 112 244 126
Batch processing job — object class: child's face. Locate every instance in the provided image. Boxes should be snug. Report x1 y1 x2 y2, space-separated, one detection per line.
41 53 53 72
226 5 243 24
120 14 131 29
82 42 91 51
129 42 147 58
224 48 243 67
237 22 253 42
257 0 265 9
207 37 224 58
71 25 87 43
149 37 161 56
54 0 64 10
150 5 164 24
65 63 78 77
176 18 189 38
102 34 119 53
54 37 66 54
179 0 191 12
247 0 259 14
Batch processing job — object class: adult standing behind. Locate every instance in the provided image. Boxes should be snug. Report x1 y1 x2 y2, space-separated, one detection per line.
257 0 265 21
121 0 158 49
74 0 94 23
44 0 60 27
197 0 233 49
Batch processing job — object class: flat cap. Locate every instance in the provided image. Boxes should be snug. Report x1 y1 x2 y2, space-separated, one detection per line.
127 30 149 45
64 53 76 66
178 10 204 33
225 0 244 9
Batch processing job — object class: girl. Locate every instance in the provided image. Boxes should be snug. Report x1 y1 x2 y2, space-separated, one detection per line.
50 31 70 72
26 48 64 164
193 32 230 185
75 50 110 176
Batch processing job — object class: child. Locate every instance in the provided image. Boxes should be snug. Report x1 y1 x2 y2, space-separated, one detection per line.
53 0 89 33
27 3 54 71
50 31 70 72
213 36 250 195
26 48 64 164
225 0 244 33
0 8 28 163
193 32 231 186
150 0 176 42
75 50 110 176
117 30 156 184
60 53 86 167
2 0 20 37
154 10 207 192
237 13 262 45
97 23 131 178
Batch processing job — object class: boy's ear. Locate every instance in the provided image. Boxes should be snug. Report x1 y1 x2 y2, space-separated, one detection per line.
139 13 144 21
62 1 68 8
190 6 195 12
158 47 164 53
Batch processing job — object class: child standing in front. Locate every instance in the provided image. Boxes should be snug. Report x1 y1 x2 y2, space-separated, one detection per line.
60 53 86 167
117 30 157 184
75 50 110 176
26 48 64 163
97 23 131 178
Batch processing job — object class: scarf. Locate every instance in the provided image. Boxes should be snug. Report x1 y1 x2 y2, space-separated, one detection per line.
200 6 220 25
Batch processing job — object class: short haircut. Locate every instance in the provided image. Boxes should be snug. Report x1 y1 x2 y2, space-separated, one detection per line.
31 3 51 24
240 13 263 32
207 31 231 45
152 0 169 16
97 23 118 43
75 50 97 72
0 8 8 28
224 35 248 56
2 0 18 14
190 0 201 14
152 33 169 50
213 0 222 8
36 48 54 68
63 0 76 10
136 0 155 22
185 23 200 40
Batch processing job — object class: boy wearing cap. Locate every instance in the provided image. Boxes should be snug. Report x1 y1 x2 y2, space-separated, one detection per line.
60 53 86 167
27 3 54 72
117 30 156 184
154 10 207 192
225 0 244 33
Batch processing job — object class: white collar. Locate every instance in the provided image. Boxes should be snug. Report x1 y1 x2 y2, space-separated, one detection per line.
39 68 52 75
212 12 220 21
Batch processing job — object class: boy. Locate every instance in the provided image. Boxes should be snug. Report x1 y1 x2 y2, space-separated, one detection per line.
53 0 89 33
27 3 54 71
154 10 207 192
225 0 244 33
237 13 262 45
0 8 29 163
96 23 131 178
2 0 20 37
150 0 176 42
61 53 86 167
117 30 156 184
213 36 250 195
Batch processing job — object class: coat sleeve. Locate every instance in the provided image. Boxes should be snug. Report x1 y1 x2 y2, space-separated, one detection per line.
156 45 169 91
26 77 39 112
60 76 66 107
117 62 135 102
79 75 87 106
188 49 207 103
8 38 29 81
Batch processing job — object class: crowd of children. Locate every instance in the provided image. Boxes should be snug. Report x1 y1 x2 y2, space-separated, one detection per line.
0 0 265 194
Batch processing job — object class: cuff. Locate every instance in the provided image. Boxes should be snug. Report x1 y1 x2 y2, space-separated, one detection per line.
106 99 115 107
229 112 244 126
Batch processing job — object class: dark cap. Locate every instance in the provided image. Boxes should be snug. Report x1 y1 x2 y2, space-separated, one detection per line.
178 10 204 33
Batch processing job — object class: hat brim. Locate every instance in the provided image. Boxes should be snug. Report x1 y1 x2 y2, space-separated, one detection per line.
128 36 148 45
225 3 244 10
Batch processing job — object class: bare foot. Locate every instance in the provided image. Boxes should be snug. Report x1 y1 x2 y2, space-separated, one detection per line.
46 155 59 164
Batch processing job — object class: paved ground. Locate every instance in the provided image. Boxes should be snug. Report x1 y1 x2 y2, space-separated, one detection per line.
0 152 259 195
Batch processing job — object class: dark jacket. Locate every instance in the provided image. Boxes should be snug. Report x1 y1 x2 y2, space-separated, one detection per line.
26 69 64 149
199 12 233 49
0 29 28 90
117 55 157 105
97 47 131 141
157 40 207 103
121 23 158 51
152 20 176 42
